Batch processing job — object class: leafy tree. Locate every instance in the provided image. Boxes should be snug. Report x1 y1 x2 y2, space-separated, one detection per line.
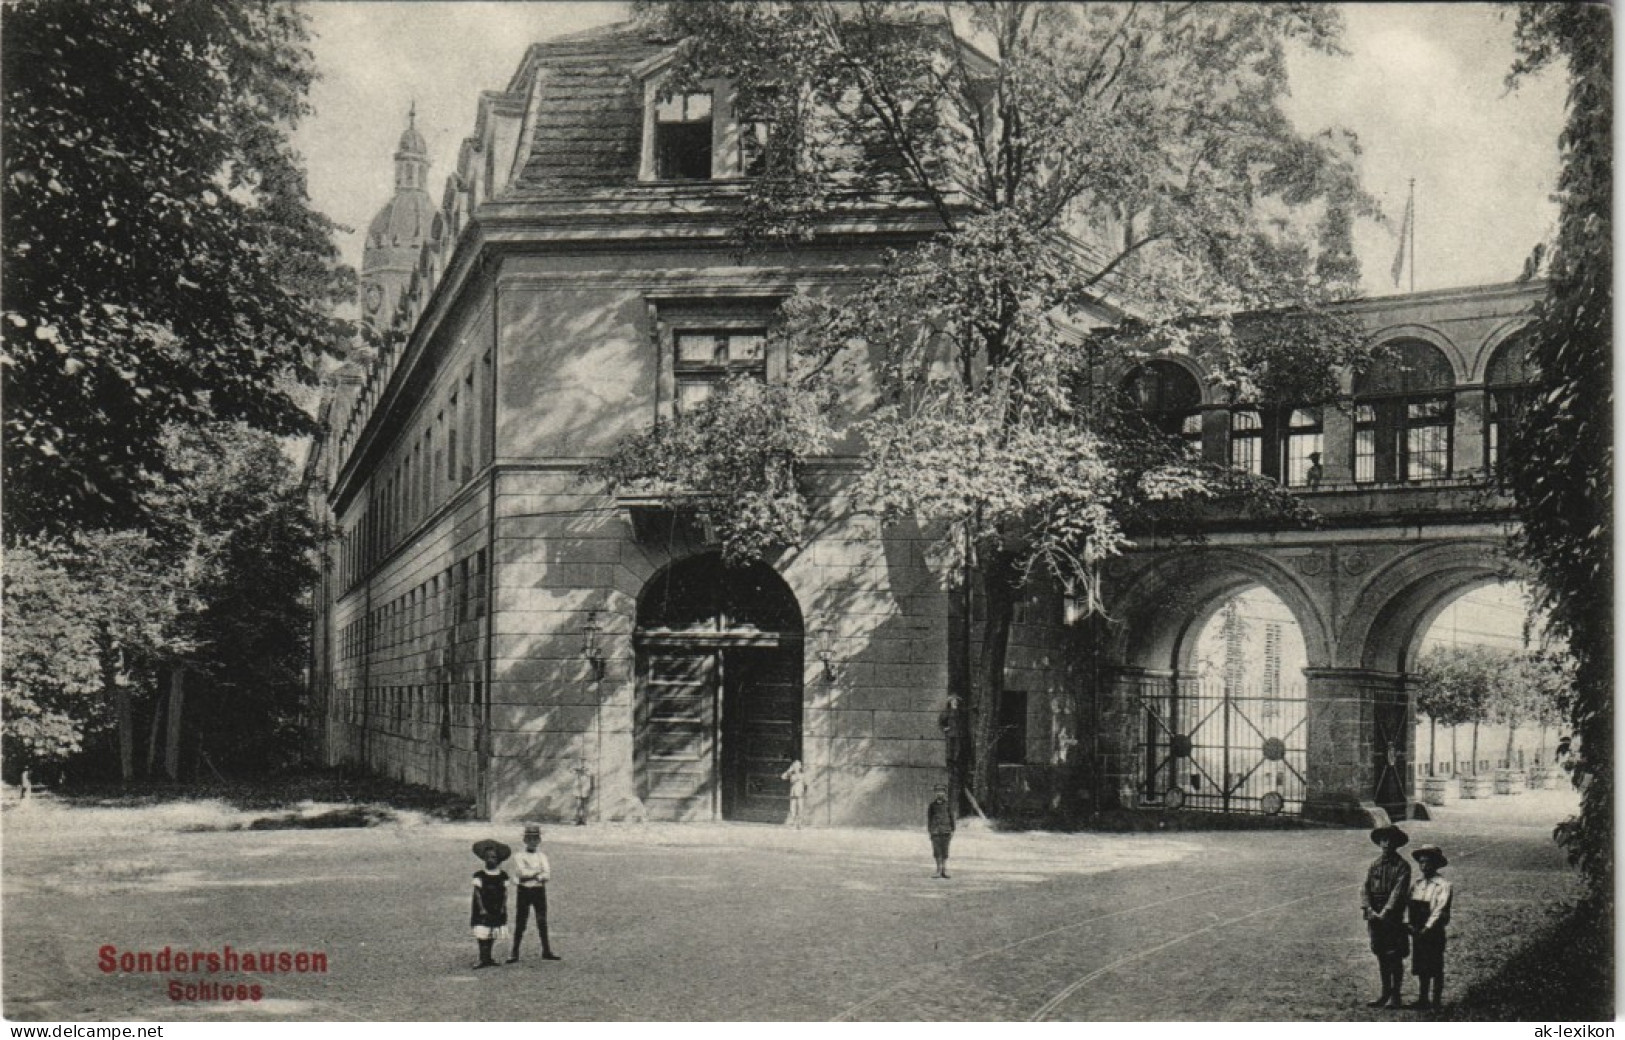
1 424 319 780
155 424 321 773
2 532 180 780
613 1 1377 807
1504 2 1611 898
1487 650 1573 772
1 0 353 537
1412 644 1496 778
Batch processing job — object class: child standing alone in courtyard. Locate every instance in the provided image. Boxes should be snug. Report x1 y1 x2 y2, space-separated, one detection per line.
781 760 806 828
928 783 955 878
470 838 511 969
1407 844 1453 1010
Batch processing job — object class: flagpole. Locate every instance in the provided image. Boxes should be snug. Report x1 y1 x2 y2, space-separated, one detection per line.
1408 178 1416 293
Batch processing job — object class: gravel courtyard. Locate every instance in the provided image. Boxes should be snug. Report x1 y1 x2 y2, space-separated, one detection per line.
1 789 1587 1022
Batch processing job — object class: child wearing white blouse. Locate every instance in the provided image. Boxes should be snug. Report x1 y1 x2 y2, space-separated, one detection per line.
1407 844 1453 1010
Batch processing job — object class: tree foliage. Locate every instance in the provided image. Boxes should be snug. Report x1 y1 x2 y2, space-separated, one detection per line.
1 425 319 777
2 533 176 767
1411 644 1497 731
588 374 837 565
1413 643 1570 735
0 0 353 536
614 1 1377 806
1504 2 1612 899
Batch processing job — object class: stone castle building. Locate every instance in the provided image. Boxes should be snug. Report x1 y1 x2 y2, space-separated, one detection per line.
305 23 1544 826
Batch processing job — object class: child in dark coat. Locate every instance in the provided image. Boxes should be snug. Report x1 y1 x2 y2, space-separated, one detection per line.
927 784 955 878
1362 825 1412 1009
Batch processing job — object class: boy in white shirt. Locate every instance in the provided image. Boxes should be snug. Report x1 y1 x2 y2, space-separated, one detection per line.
1407 844 1453 1009
507 823 562 963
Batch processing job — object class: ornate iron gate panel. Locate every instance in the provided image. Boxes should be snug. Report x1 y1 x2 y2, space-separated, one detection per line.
1124 676 1308 814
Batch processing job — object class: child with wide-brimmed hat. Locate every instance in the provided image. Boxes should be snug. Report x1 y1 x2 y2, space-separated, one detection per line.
1362 825 1412 1009
469 838 512 968
1407 844 1452 1010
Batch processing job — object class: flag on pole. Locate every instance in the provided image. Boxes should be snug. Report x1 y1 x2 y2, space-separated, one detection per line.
1391 185 1414 288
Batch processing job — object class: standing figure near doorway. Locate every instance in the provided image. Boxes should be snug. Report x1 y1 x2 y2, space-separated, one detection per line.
781 760 806 828
1362 825 1412 1008
927 784 955 879
572 761 592 826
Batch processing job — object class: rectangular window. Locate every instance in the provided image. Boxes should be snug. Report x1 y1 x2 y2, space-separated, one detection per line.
1487 388 1528 474
1283 407 1325 487
448 394 459 487
1354 403 1378 484
473 549 487 619
1404 396 1452 481
674 329 768 414
1179 412 1204 457
1230 410 1262 475
463 368 476 481
655 92 714 180
996 690 1028 765
456 558 471 623
434 412 444 493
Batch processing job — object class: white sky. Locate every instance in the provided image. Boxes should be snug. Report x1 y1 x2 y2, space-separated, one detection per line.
291 2 1568 299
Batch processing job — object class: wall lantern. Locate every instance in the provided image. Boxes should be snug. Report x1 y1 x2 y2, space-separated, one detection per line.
813 615 839 683
581 610 606 682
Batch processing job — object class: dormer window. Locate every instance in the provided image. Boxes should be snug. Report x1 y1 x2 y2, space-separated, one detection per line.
655 91 714 180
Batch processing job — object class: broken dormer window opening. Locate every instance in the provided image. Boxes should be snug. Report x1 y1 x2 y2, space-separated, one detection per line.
655 91 714 180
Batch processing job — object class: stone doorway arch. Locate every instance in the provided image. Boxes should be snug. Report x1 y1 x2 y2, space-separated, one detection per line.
634 553 805 822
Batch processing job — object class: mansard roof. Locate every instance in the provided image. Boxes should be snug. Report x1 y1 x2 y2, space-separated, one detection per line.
505 22 673 195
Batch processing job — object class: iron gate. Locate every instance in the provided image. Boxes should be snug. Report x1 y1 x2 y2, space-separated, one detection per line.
1124 676 1308 814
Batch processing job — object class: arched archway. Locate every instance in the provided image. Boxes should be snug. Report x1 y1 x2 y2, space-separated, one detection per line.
1338 541 1524 673
634 553 805 822
1104 550 1327 815
1325 542 1531 815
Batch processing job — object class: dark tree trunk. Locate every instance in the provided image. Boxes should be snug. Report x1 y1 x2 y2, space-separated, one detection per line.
968 552 1019 811
164 668 185 781
101 630 133 783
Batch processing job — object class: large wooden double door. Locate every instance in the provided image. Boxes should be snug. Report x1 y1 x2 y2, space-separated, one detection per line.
637 642 803 822
634 553 805 823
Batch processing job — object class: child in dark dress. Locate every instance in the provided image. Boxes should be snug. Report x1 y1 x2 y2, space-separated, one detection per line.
1407 844 1453 1010
470 838 512 969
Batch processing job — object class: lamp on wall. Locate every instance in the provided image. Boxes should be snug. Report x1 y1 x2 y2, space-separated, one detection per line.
581 610 606 682
813 614 839 683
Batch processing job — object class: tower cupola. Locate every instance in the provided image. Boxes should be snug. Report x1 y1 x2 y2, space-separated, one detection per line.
394 102 429 191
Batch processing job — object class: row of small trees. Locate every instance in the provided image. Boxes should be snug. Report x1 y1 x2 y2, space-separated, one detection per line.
1411 643 1572 779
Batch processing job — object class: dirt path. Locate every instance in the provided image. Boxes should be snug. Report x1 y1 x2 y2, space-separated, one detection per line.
1 791 1584 1021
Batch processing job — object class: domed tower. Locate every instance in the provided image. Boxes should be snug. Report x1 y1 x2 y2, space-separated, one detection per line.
360 105 435 330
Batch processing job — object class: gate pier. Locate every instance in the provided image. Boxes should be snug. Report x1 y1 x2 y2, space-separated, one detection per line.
1302 668 1414 825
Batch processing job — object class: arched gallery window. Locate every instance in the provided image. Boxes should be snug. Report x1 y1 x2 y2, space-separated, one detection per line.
1352 339 1455 483
1122 360 1203 456
1484 330 1539 475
